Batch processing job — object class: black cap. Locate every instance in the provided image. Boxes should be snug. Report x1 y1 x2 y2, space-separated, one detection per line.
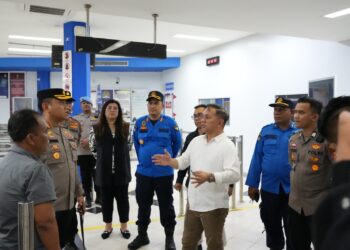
318 96 350 139
146 91 164 102
269 97 294 109
37 88 75 102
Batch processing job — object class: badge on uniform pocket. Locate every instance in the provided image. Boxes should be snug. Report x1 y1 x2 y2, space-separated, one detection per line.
311 164 319 172
52 152 60 160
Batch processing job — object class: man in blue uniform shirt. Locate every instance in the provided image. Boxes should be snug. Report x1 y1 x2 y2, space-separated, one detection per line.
246 97 297 250
128 91 182 250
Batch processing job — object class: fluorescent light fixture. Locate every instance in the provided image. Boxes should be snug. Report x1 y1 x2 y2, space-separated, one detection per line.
324 8 350 18
8 35 61 42
167 49 185 53
8 48 51 54
173 34 220 42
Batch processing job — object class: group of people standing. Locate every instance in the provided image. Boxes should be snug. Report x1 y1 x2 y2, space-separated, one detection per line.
246 96 335 250
2 86 348 250
0 88 240 250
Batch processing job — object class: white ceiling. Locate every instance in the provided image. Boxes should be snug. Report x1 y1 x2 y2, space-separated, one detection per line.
1 0 350 57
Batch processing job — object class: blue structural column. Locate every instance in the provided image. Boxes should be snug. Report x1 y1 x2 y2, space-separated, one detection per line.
37 71 50 91
64 21 90 115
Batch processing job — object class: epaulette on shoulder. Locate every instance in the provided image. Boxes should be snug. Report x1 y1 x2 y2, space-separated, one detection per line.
261 123 274 130
315 134 325 143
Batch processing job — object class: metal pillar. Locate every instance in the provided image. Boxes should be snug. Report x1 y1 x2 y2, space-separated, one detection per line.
18 201 34 250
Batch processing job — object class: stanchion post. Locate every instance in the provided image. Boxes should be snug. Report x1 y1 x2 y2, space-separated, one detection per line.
239 135 244 203
179 188 185 216
231 185 236 209
18 201 34 250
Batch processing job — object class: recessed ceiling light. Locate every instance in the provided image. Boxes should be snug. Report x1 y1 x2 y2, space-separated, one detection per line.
324 8 350 18
167 49 185 53
8 48 51 54
173 34 220 42
8 35 61 43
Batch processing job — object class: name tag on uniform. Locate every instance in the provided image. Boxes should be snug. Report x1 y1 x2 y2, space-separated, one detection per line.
159 128 169 133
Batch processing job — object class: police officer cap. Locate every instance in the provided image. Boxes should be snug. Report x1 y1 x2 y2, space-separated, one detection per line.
318 96 350 139
269 97 294 109
37 88 75 102
146 91 164 102
80 96 92 104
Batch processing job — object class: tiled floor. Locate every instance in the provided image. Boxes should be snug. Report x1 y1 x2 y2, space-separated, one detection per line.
79 159 271 250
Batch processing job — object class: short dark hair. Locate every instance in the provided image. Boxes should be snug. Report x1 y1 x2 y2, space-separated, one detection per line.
318 96 350 143
297 97 323 115
194 104 207 109
206 104 229 125
38 98 53 112
8 109 41 142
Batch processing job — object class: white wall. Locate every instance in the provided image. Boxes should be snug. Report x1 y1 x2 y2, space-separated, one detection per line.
162 34 350 173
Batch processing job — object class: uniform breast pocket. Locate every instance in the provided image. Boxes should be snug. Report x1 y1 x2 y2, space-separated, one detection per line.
264 139 277 154
46 149 65 166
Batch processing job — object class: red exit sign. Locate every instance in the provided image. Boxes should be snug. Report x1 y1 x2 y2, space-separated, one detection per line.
206 56 220 66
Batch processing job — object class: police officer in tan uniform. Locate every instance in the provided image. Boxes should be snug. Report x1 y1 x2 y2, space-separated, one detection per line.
74 96 98 207
37 88 85 249
288 97 332 250
60 99 82 249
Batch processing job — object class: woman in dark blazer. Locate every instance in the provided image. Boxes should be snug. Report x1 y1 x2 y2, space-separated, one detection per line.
89 99 131 239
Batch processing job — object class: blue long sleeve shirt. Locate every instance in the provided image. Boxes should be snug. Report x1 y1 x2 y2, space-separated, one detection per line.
245 123 298 194
133 114 182 177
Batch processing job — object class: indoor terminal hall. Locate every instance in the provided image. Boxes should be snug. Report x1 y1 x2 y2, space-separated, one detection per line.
0 1 350 250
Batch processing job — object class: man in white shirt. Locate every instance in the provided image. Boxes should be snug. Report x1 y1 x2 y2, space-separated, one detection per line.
153 104 240 250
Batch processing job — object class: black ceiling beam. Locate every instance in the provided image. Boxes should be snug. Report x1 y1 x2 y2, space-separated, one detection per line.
75 36 167 59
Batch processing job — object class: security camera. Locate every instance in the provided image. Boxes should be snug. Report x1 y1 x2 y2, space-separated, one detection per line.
115 76 120 84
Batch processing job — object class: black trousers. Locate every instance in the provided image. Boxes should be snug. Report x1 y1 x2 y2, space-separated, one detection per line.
135 173 176 229
78 155 96 199
55 208 76 248
289 207 312 250
260 187 292 250
101 184 130 223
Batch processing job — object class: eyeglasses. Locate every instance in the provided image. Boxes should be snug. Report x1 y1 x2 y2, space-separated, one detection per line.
191 113 203 119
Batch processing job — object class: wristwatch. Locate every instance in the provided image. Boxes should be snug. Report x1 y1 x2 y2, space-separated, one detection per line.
208 173 215 183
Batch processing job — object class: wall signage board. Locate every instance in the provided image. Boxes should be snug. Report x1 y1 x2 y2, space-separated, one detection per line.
10 73 25 113
115 89 131 122
206 56 220 66
0 73 8 98
309 77 334 107
62 50 72 93
165 82 175 118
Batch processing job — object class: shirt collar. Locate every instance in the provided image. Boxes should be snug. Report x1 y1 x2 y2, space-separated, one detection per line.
10 144 39 161
205 132 226 143
273 121 295 130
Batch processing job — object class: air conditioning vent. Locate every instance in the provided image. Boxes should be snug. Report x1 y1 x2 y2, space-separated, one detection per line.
29 5 66 16
95 61 129 66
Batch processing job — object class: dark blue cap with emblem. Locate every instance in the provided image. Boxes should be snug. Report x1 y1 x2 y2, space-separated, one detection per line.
37 88 75 102
269 97 294 109
146 91 164 102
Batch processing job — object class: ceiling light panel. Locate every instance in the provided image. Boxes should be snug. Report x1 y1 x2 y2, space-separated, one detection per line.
8 48 51 54
324 8 350 18
8 35 61 43
173 34 220 42
167 49 185 53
